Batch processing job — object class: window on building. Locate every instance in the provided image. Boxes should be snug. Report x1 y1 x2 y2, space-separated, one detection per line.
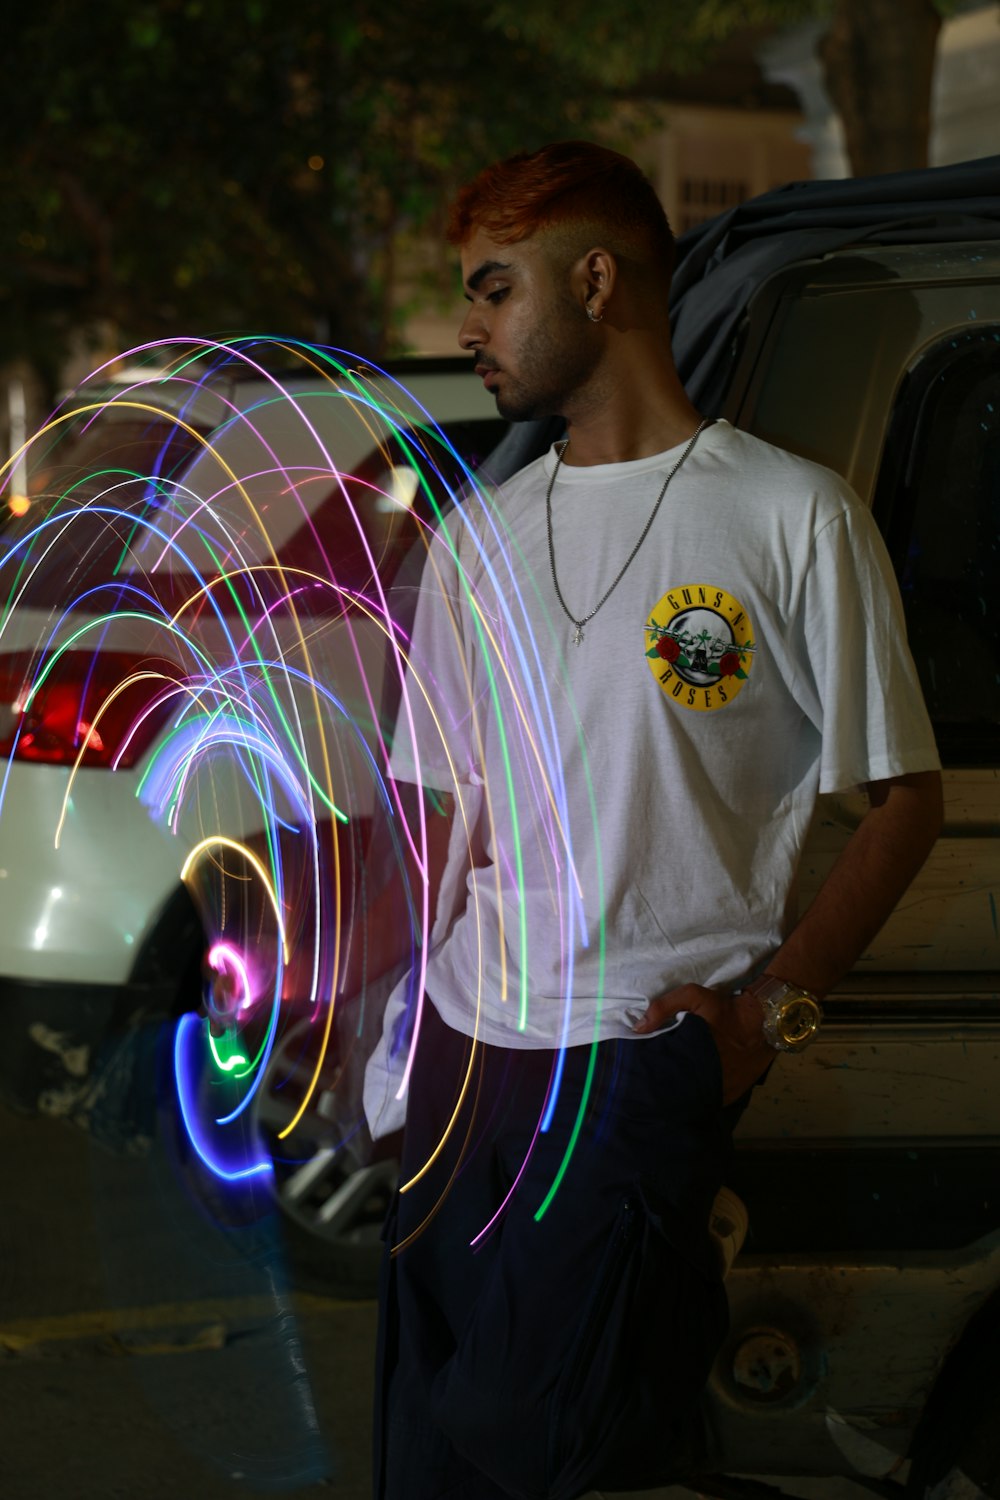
677 176 749 233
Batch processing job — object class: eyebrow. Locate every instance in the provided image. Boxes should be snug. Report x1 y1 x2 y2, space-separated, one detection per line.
465 259 512 294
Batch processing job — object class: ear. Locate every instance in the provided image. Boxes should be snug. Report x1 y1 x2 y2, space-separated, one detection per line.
572 247 617 323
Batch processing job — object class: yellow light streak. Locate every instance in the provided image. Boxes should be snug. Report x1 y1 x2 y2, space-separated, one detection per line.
180 836 289 964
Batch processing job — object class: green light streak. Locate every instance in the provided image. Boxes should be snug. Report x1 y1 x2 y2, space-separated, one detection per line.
533 1039 600 1221
482 505 607 1223
431 497 530 1030
22 609 215 710
208 1027 248 1072
111 473 180 576
166 533 350 826
11 401 350 826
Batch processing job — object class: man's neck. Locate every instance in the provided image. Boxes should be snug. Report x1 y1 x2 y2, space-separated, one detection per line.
559 419 703 466
557 362 703 467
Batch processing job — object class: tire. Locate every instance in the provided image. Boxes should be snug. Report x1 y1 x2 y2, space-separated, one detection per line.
251 1014 400 1298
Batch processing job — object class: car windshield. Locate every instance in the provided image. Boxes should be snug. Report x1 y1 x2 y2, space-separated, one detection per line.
274 415 504 597
7 384 505 619
26 412 210 512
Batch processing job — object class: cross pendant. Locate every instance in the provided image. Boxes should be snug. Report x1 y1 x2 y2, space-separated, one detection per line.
573 623 584 647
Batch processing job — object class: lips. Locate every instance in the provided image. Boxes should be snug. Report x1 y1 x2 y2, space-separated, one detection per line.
475 363 499 389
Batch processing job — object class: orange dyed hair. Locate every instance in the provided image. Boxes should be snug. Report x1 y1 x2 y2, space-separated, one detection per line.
446 139 675 280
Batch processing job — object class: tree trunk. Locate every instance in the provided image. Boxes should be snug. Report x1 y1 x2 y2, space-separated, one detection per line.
819 0 942 176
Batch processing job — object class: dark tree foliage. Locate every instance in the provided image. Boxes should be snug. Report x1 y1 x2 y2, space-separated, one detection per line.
2 0 963 395
499 0 959 178
0 0 605 388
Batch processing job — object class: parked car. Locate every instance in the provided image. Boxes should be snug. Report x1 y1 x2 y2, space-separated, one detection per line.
0 346 506 1155
686 234 1000 1500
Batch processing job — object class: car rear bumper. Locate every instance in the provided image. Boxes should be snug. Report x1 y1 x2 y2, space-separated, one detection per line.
0 973 178 1117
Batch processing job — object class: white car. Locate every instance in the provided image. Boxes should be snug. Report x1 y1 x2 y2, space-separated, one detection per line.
0 346 506 1162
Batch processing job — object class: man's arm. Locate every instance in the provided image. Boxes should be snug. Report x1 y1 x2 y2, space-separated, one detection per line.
338 784 456 1001
634 769 944 1103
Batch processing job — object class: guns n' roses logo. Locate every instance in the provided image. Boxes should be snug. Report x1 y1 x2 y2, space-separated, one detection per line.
645 584 756 712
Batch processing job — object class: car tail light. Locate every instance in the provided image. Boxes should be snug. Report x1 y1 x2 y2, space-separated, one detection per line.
0 650 181 769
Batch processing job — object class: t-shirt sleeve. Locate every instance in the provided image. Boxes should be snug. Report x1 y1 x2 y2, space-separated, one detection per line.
385 518 482 793
799 500 941 794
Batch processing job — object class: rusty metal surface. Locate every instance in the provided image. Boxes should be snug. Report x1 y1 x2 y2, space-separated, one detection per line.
736 1030 1000 1142
708 1234 1000 1479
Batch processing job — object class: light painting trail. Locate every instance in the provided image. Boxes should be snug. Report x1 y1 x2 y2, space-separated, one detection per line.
0 337 604 1242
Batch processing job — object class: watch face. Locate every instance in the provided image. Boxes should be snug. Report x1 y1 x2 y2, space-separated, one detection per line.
778 996 822 1050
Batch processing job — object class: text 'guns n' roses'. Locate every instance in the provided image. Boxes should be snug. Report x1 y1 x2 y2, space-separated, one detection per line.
645 584 757 713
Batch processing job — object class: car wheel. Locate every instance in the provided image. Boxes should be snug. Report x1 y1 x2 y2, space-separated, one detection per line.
251 1015 400 1298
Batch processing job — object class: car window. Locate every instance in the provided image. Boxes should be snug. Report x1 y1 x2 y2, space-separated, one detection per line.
7 396 505 618
737 277 927 500
874 327 1000 764
276 415 505 597
27 413 209 510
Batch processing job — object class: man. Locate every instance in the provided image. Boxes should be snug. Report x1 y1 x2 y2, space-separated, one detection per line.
358 141 942 1500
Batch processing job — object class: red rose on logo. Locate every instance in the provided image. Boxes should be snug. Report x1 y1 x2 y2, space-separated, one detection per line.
719 651 740 676
656 636 680 662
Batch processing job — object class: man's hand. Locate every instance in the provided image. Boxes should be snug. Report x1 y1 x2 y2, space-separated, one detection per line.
200 957 238 1039
632 983 774 1106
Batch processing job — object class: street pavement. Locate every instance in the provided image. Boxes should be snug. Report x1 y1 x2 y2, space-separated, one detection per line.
1 1091 877 1500
1 1100 374 1498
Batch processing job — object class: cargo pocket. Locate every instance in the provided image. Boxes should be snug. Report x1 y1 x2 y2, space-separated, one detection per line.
546 1186 727 1500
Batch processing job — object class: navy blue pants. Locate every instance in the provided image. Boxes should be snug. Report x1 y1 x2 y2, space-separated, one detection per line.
374 1001 746 1500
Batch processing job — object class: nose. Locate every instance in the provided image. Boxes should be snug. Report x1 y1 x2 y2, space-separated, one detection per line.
458 304 485 351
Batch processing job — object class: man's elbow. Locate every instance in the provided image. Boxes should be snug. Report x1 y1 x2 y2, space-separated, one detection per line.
867 768 944 853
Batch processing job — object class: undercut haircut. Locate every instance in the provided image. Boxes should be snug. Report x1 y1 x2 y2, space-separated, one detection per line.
446 140 676 284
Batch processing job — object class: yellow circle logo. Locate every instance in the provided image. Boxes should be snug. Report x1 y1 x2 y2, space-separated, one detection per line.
645 584 756 712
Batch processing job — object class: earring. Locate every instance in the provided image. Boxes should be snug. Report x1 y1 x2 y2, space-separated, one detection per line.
586 304 603 324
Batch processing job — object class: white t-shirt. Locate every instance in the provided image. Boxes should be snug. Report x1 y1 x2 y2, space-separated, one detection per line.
363 421 940 1134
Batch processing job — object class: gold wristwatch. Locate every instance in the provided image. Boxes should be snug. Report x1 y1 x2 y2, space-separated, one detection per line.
746 974 823 1053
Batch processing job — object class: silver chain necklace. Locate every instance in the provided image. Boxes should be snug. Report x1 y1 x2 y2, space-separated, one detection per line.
545 418 712 646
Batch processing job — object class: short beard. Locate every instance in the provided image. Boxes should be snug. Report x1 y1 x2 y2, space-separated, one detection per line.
496 297 601 423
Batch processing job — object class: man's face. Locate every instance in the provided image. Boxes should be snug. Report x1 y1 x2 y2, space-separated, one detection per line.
458 227 600 423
